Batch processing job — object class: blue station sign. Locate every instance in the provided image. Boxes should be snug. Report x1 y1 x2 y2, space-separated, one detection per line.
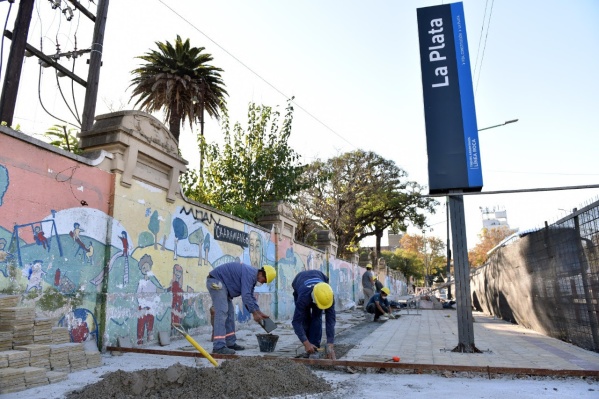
417 2 482 194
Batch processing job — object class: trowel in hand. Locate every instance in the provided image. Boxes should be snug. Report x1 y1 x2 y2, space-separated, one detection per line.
259 317 277 333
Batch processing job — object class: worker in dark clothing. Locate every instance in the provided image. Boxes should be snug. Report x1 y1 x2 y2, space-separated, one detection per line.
206 262 276 355
292 270 336 359
366 287 396 321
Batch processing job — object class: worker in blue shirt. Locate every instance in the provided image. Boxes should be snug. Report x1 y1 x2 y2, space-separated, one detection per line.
366 287 396 321
291 270 336 359
206 262 276 355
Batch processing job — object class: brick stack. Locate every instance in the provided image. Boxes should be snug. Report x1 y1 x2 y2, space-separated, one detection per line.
0 296 103 394
0 367 25 394
51 327 71 344
0 331 11 351
49 343 71 372
0 306 35 346
67 343 87 371
14 344 51 370
33 318 54 344
85 349 102 368
20 366 49 389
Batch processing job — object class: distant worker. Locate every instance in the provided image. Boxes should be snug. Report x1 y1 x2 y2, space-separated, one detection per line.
292 270 336 359
362 264 375 311
206 262 276 355
366 287 396 322
374 275 383 293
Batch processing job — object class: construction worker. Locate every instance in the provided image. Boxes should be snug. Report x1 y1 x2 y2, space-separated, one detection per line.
291 270 336 359
206 262 276 355
361 264 375 311
366 287 396 322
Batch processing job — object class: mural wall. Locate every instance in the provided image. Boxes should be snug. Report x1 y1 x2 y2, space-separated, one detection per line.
0 120 406 351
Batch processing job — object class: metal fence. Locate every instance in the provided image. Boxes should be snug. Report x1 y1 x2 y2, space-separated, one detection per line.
471 198 599 353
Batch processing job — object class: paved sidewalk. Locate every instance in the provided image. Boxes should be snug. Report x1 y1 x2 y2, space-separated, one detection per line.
175 308 599 372
343 309 599 371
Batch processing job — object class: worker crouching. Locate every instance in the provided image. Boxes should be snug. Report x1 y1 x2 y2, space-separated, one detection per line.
292 270 336 359
366 287 396 321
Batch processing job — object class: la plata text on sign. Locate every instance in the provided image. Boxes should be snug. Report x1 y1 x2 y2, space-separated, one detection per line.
428 18 449 88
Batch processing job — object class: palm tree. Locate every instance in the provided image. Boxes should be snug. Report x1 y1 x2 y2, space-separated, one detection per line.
130 35 227 143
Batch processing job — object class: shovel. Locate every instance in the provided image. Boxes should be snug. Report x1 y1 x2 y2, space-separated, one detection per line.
258 317 277 333
172 323 219 367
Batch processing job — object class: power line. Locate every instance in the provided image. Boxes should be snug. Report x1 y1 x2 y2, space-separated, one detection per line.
156 0 357 149
475 0 494 95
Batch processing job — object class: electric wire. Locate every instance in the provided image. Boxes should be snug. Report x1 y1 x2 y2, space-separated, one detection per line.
38 64 77 127
156 0 357 149
474 0 495 95
0 0 13 83
55 67 81 126
472 0 489 80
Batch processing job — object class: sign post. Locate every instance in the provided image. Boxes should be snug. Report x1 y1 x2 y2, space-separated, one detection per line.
417 2 480 352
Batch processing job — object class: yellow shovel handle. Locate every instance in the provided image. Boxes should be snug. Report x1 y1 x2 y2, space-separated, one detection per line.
172 323 218 367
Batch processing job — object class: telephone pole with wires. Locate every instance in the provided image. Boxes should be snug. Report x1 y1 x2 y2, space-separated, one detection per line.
0 0 109 130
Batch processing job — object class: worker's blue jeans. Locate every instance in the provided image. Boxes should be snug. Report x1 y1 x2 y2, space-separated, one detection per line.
206 277 236 350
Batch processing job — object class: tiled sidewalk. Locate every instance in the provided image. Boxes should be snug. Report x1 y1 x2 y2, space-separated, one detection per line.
344 309 599 370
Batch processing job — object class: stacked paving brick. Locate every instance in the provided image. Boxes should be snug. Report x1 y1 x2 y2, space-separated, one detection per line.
0 306 35 346
0 294 101 394
33 318 54 344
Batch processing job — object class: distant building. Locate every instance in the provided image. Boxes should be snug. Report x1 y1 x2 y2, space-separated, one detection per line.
480 207 510 230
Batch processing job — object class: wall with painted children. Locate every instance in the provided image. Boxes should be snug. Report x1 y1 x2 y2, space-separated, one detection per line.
0 111 407 351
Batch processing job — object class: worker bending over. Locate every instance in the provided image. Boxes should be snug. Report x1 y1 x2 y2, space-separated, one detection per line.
292 269 336 359
206 262 276 355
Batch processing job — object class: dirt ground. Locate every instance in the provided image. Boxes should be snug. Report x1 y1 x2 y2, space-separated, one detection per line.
64 357 331 399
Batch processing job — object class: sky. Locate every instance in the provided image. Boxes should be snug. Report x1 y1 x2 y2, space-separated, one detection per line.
1 0 599 250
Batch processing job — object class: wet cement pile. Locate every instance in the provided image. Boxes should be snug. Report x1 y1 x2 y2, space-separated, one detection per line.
66 357 332 399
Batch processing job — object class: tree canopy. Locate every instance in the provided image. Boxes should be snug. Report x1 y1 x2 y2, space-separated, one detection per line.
130 35 227 142
468 226 517 267
181 100 309 223
294 150 438 259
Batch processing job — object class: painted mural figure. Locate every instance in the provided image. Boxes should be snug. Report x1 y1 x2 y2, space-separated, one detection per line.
85 242 94 264
119 231 129 257
33 226 50 251
24 260 46 292
70 222 90 259
249 231 263 268
168 264 184 331
119 231 130 285
136 254 164 345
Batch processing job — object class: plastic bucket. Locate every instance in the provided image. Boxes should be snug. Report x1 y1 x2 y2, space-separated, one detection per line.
256 333 279 352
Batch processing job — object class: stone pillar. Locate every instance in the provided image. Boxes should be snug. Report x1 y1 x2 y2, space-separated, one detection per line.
315 230 338 258
257 201 297 241
78 111 188 203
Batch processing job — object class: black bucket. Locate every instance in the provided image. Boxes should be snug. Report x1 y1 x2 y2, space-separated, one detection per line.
256 333 279 352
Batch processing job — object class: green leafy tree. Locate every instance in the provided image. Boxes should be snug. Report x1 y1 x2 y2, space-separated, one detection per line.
381 248 424 284
130 35 227 143
296 150 437 259
44 124 82 155
181 100 310 223
399 233 446 285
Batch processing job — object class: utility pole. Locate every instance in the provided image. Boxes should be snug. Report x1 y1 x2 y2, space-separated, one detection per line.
0 0 35 126
81 0 109 132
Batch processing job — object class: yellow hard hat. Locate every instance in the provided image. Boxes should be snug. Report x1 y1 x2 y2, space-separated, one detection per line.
366 264 372 269
313 282 334 309
261 265 276 284
381 287 390 296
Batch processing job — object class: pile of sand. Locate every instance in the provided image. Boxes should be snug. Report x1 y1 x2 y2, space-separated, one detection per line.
66 357 332 399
